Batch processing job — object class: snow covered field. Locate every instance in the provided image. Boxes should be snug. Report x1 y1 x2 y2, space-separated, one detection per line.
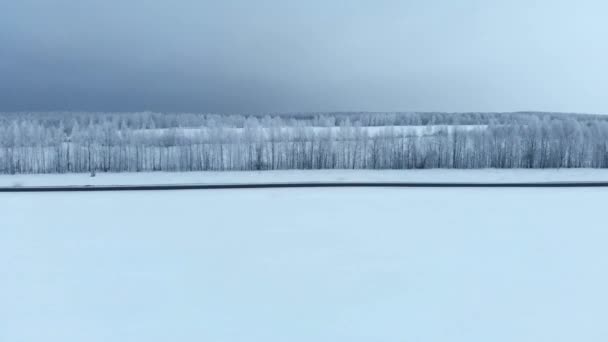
2 168 608 187
2 186 608 341
133 124 486 139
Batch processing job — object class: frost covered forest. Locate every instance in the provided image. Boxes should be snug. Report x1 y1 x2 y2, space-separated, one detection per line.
1 111 608 174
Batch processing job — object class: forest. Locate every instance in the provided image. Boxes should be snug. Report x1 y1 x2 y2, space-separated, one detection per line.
1 111 607 174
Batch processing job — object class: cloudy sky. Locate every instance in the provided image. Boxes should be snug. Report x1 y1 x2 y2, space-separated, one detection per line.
1 0 607 113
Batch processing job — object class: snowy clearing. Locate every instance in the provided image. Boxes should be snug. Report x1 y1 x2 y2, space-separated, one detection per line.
2 187 608 341
133 124 487 138
1 168 608 187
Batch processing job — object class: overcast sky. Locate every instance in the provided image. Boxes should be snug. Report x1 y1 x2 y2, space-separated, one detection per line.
1 0 607 114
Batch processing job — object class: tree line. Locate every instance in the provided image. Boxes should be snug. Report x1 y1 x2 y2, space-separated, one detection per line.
0 111 607 174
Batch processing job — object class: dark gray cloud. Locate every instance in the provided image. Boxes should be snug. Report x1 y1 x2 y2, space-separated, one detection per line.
1 0 607 113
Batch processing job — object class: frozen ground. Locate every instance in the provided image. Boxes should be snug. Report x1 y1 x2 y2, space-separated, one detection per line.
2 168 608 186
1 187 607 341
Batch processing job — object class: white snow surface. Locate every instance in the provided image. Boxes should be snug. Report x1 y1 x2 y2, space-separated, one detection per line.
1 168 608 187
2 186 608 341
133 124 487 138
